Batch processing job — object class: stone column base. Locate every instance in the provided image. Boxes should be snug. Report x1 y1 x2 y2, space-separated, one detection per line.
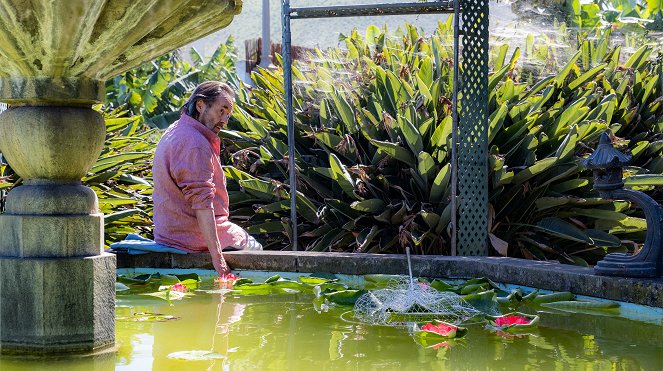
0 253 116 354
0 214 103 258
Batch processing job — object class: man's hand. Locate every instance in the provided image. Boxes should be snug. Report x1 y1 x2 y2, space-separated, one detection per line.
195 208 231 276
213 255 232 276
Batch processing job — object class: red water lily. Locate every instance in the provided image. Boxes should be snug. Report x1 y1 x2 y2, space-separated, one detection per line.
421 322 457 337
170 283 188 293
215 273 238 289
494 315 530 327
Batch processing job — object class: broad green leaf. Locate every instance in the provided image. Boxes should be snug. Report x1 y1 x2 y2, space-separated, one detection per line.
351 199 385 213
369 139 416 167
568 63 607 90
104 209 141 224
329 153 357 198
118 174 151 186
401 117 424 154
331 91 359 134
430 164 451 203
584 229 621 247
431 116 452 149
357 226 380 250
535 197 572 211
239 179 276 199
296 191 320 223
549 179 590 193
534 217 592 244
365 25 381 48
512 158 557 185
298 276 332 285
595 216 647 233
245 221 285 234
417 152 436 177
624 46 652 70
90 152 151 174
624 174 663 187
555 50 582 87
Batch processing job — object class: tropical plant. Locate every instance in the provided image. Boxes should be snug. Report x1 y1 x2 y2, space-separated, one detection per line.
223 20 663 265
567 0 663 30
87 106 158 246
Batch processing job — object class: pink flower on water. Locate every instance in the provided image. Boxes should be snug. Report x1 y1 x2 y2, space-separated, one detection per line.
421 323 457 337
215 273 238 289
170 283 188 292
494 315 530 327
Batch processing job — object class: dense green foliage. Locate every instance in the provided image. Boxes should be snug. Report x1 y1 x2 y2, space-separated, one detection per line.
223 21 662 266
567 0 663 30
2 22 661 265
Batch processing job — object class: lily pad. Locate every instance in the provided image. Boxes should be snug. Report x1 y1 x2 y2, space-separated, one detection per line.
364 274 403 283
233 278 254 286
232 283 272 295
324 289 366 305
269 280 307 291
299 276 333 285
265 275 281 283
173 273 201 282
541 299 619 313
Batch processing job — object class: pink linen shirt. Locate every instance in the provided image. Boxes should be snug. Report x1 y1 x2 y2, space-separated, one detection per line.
153 113 246 252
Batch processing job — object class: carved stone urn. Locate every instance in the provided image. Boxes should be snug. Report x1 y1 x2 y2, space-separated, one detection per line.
0 0 241 354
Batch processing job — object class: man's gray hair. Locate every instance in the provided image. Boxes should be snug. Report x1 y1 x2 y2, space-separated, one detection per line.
181 81 234 120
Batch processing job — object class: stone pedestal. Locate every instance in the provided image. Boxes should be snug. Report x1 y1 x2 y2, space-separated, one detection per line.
0 254 116 354
0 214 103 258
0 87 115 354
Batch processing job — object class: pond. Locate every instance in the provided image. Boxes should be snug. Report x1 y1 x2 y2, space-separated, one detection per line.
1 271 662 370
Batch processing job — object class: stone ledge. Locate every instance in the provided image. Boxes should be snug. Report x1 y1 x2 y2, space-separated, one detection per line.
115 250 663 308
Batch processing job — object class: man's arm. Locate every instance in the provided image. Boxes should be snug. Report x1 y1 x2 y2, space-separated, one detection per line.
195 208 231 275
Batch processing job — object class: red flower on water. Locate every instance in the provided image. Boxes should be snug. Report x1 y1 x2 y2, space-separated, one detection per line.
170 283 188 293
494 315 530 327
421 322 457 337
215 273 238 289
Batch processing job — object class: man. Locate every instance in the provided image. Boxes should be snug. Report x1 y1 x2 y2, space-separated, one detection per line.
153 81 262 276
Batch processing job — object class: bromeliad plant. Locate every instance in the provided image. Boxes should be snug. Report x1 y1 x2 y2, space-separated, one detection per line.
224 20 663 265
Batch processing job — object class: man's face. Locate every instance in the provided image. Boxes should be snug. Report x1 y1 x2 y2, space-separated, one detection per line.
197 91 234 133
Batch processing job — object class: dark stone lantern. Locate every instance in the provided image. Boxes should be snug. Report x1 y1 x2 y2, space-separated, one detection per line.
582 131 663 278
582 132 632 191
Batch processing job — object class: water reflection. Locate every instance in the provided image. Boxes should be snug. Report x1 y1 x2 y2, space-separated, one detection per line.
3 287 663 370
115 290 247 370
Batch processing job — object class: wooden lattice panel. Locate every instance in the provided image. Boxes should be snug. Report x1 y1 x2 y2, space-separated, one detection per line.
457 0 489 256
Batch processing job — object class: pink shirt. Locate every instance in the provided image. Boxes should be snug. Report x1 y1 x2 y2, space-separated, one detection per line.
152 113 230 252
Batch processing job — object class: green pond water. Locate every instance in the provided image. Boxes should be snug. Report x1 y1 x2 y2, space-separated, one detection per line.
1 272 663 370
